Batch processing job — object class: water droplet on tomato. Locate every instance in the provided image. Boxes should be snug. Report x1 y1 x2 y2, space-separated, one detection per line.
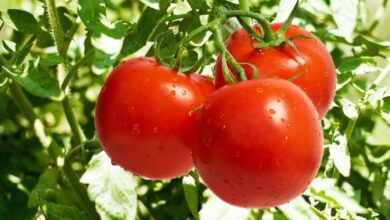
256 88 263 93
221 124 226 130
181 90 186 95
172 84 177 88
172 78 179 82
111 160 118 166
269 109 276 114
170 90 176 95
275 158 280 166
132 123 140 135
153 127 158 133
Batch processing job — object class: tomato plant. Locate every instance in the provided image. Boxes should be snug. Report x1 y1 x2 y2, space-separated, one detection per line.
95 57 214 179
193 78 323 208
215 23 336 118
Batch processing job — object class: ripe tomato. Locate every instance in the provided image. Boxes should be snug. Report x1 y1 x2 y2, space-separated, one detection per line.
95 57 215 179
193 78 323 208
214 23 336 118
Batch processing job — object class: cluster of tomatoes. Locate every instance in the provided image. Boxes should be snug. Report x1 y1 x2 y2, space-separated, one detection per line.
95 24 336 208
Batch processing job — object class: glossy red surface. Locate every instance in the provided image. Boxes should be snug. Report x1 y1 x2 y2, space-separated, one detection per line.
95 57 215 179
193 78 323 208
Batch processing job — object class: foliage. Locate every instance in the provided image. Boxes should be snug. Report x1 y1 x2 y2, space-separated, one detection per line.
0 0 389 219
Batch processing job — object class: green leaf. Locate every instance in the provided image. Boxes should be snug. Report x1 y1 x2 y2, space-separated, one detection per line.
3 62 64 101
336 57 378 90
183 172 199 219
199 191 251 220
42 202 89 220
39 54 65 67
340 98 358 119
121 5 168 56
140 0 160 10
330 0 358 40
188 0 211 11
328 133 351 177
77 0 130 39
28 168 58 207
80 151 137 220
0 9 41 35
309 178 368 214
278 196 326 220
352 35 390 56
366 88 388 110
337 57 378 76
381 96 390 126
2 40 16 53
77 0 106 32
0 71 8 93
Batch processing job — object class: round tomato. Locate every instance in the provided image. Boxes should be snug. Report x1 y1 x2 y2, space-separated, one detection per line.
215 23 336 118
95 57 215 179
193 78 323 208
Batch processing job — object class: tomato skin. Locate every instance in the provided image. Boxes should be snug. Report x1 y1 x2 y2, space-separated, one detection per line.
215 23 336 118
193 78 323 208
95 57 215 179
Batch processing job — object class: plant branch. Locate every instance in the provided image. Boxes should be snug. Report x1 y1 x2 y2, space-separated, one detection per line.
8 82 37 124
239 0 250 25
9 80 96 218
170 19 220 70
45 0 67 57
213 25 247 81
225 10 274 41
61 50 95 90
62 96 86 145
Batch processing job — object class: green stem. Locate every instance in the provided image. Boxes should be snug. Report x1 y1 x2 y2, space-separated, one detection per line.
63 162 97 218
276 0 299 38
225 10 274 41
373 63 390 87
213 26 247 81
62 96 86 145
61 50 95 90
170 19 220 70
9 82 37 124
239 0 250 25
45 0 67 57
171 19 220 69
345 117 358 142
9 80 97 218
0 54 9 65
46 0 87 145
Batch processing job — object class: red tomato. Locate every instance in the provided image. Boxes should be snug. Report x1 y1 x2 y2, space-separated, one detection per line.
215 23 336 118
193 78 323 208
95 57 215 179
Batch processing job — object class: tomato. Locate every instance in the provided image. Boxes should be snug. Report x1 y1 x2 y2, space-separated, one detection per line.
95 57 215 179
193 78 323 208
215 23 336 118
